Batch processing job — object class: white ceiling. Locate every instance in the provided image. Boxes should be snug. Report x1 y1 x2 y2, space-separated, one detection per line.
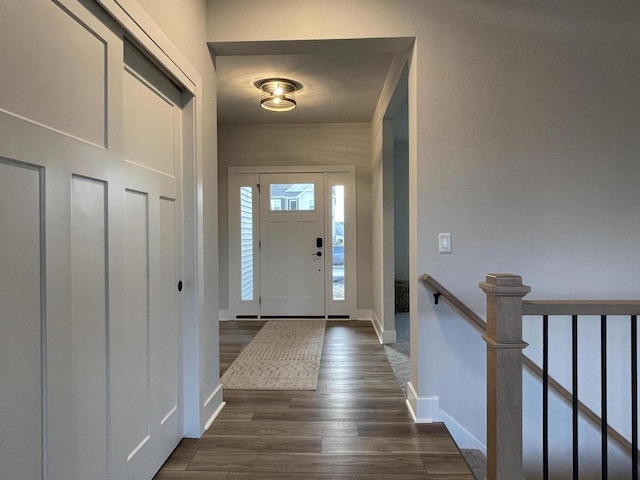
212 39 413 125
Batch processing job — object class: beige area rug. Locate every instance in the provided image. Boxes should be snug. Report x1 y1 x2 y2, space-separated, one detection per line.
221 320 326 390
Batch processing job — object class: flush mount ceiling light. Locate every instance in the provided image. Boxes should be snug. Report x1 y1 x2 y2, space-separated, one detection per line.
256 78 300 112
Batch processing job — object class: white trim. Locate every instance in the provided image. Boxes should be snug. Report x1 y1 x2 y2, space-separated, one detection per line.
227 317 263 321
203 401 226 432
203 384 223 408
371 311 396 344
406 382 439 423
371 310 383 341
357 309 372 320
230 165 355 175
95 0 199 91
181 93 204 439
404 385 486 454
384 329 397 344
439 408 487 454
199 384 224 436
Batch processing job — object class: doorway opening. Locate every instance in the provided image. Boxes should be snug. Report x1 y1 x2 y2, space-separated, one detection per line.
382 64 411 397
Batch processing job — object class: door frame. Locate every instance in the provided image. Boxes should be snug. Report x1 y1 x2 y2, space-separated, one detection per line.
227 165 357 320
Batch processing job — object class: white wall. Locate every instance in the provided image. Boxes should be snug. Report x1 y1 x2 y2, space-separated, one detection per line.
207 0 640 474
218 123 373 312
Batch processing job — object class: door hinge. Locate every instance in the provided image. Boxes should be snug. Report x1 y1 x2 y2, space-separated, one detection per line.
257 183 260 192
259 296 262 305
259 240 261 249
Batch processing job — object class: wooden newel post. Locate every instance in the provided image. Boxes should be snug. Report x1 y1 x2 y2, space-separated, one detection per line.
480 274 531 480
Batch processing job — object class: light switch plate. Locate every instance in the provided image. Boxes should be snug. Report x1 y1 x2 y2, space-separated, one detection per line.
439 233 452 253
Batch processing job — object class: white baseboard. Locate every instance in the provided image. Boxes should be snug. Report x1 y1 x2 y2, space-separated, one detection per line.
371 310 383 342
370 310 396 344
404 383 486 454
203 401 226 431
439 408 487 454
383 329 396 343
189 384 225 437
202 383 224 432
406 382 439 423
225 309 375 322
203 384 223 408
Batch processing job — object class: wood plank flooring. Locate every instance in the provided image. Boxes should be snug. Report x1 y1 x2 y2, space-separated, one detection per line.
154 320 475 479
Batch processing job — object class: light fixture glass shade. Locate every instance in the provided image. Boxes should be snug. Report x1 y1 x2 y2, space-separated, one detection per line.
258 79 297 112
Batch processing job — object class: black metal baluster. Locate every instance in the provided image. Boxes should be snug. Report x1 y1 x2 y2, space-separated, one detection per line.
632 315 638 480
601 315 608 480
543 315 549 480
573 314 579 480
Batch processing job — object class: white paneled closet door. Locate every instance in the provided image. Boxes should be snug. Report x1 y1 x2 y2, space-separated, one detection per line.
109 40 184 480
0 1 184 479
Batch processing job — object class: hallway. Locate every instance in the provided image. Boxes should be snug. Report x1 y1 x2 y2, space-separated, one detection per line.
155 321 474 479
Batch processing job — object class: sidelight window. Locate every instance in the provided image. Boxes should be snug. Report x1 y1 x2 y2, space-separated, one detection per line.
332 185 345 301
240 186 253 301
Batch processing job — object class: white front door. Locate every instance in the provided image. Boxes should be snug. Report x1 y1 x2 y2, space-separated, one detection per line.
259 173 325 316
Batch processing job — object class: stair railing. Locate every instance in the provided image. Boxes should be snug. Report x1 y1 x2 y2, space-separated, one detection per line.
422 273 640 480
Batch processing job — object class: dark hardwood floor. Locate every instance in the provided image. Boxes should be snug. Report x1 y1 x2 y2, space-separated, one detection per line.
154 320 475 479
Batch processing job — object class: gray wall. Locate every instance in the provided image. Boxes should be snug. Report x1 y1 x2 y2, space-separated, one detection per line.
218 123 373 312
208 1 640 475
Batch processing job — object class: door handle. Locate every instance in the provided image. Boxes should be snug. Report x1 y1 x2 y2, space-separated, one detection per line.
313 252 322 257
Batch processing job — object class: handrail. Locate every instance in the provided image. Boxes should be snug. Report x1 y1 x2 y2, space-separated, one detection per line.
422 275 486 331
523 300 640 316
421 273 635 456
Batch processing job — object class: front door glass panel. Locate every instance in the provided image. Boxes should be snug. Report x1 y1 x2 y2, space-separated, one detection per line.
269 183 315 211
